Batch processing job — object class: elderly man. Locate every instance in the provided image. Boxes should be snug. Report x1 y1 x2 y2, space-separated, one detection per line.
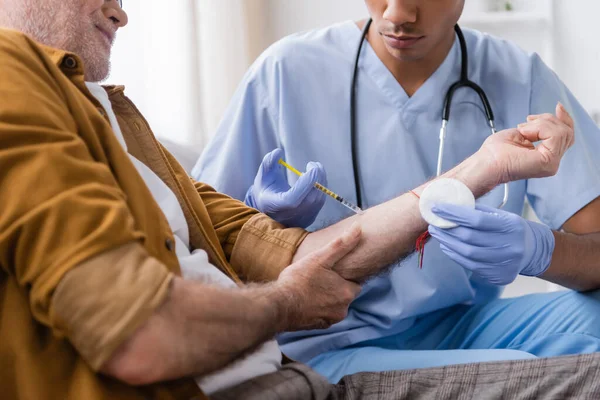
0 1 598 400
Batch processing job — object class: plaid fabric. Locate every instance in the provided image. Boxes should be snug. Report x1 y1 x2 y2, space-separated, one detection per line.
213 353 600 400
211 363 331 400
333 353 600 399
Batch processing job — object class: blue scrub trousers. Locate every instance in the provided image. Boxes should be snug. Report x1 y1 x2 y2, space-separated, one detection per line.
308 290 600 383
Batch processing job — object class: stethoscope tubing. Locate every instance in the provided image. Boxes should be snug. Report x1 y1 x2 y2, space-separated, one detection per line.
350 19 508 209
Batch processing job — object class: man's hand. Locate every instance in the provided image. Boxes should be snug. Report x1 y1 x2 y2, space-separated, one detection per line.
477 103 574 185
245 148 327 228
429 204 556 286
275 224 362 331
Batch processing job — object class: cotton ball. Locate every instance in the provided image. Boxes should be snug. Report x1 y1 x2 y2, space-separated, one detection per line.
419 178 475 229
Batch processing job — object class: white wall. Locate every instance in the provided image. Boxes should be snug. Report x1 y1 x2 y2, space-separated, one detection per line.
108 0 203 146
265 0 367 41
554 1 600 118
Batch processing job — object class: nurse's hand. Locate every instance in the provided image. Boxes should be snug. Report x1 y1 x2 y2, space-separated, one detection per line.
428 204 555 286
479 103 574 184
245 148 327 228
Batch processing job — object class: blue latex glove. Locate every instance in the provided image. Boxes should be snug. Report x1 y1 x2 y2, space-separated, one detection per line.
245 149 327 228
428 204 555 286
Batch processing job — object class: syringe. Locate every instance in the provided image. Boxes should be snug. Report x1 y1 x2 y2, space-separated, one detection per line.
278 159 364 215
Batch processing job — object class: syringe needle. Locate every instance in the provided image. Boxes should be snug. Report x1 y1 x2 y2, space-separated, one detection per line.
278 159 364 215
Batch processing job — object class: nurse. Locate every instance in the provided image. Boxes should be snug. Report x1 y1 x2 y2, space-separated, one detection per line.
193 0 600 382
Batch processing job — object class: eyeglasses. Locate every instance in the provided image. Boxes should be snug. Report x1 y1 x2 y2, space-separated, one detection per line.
118 0 122 7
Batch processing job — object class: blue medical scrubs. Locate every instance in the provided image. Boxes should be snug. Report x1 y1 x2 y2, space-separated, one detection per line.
193 21 600 382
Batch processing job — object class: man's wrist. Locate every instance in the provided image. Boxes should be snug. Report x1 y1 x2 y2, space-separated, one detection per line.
449 152 501 198
253 283 297 333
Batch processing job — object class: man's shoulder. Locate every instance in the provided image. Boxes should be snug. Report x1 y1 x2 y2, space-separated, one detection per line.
246 21 357 83
0 28 37 54
0 28 76 115
0 28 66 71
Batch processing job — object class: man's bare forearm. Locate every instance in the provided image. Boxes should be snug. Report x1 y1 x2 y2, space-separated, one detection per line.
102 229 362 386
295 153 499 282
102 278 287 385
537 196 600 292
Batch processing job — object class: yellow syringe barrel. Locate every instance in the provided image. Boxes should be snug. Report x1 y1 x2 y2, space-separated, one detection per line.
278 159 364 214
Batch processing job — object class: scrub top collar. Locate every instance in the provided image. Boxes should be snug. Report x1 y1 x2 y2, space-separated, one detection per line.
342 21 461 119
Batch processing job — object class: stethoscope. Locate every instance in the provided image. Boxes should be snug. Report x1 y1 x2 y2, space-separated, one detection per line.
350 18 509 209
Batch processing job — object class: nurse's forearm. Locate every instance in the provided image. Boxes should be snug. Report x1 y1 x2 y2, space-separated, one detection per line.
539 197 600 291
541 232 600 292
295 153 498 282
